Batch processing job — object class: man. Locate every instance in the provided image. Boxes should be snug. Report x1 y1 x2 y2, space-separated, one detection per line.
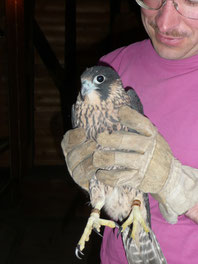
62 0 198 263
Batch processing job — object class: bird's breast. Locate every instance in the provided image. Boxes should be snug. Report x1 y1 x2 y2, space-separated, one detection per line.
103 184 137 222
75 100 123 140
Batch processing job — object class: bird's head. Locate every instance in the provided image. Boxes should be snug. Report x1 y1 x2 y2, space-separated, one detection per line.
80 66 123 102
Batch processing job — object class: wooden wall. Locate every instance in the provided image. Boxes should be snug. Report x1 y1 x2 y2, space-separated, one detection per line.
0 0 146 167
0 0 9 167
34 0 111 165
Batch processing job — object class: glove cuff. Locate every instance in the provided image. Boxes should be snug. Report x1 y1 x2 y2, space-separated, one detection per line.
153 159 198 223
139 133 173 193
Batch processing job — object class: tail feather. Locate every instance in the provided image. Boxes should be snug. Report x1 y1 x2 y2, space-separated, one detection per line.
122 227 167 264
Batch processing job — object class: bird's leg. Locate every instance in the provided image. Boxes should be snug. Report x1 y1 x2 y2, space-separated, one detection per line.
75 200 116 259
121 198 150 244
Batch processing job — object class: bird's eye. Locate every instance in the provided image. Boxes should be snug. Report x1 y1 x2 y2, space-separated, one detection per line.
93 75 105 84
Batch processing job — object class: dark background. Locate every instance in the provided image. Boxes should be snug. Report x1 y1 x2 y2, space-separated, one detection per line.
0 0 147 263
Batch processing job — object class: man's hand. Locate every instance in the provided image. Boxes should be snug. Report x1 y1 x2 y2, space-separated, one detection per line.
93 106 198 224
61 127 97 191
186 203 198 224
61 106 198 224
93 106 172 193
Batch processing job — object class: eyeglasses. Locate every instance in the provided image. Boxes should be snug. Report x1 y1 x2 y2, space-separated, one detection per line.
135 0 198 20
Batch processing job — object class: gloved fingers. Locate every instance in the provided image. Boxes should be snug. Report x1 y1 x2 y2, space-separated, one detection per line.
61 127 87 155
97 131 150 153
93 150 144 170
67 140 97 172
118 106 157 137
72 156 97 191
96 169 140 188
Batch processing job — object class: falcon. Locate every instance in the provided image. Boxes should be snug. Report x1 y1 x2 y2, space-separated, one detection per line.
71 66 167 264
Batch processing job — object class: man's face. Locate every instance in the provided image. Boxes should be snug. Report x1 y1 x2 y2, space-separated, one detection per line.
141 1 198 59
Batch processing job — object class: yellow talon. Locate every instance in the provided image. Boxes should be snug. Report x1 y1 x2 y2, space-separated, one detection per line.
76 207 116 256
121 199 150 242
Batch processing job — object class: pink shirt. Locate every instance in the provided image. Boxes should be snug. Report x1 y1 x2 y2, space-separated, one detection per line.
99 39 198 264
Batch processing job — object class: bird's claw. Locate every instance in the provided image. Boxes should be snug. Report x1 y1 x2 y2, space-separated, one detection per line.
112 222 121 237
117 226 122 238
75 208 117 258
115 222 120 229
75 245 84 260
93 228 103 237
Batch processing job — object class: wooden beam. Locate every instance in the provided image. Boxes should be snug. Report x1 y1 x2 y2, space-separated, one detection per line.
5 0 34 187
64 0 76 128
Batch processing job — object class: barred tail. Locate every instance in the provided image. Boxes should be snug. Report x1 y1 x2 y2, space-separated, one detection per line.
122 227 167 264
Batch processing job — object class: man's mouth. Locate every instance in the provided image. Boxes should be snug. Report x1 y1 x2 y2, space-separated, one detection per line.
156 32 184 46
148 20 188 47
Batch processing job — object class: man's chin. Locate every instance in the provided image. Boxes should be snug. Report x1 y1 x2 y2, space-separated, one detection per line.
151 39 189 60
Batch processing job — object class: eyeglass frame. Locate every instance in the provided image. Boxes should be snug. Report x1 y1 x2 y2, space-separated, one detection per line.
135 0 198 20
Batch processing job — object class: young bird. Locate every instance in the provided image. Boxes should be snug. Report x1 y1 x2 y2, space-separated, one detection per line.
71 66 167 263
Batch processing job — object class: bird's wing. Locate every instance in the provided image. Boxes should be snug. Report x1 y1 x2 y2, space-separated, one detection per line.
123 88 166 263
127 88 144 115
127 88 151 225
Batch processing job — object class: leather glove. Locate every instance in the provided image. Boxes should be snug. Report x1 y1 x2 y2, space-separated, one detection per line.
61 127 97 191
93 106 198 224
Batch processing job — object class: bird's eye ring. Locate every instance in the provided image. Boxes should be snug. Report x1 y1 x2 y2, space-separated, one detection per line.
94 75 105 84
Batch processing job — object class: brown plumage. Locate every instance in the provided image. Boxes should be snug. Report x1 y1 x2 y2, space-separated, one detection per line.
72 68 131 139
72 66 167 264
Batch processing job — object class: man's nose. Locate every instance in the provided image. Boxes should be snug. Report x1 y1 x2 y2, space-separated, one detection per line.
156 0 181 33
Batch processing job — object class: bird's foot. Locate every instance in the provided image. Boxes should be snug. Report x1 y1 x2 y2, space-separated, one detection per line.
120 199 150 240
75 208 116 259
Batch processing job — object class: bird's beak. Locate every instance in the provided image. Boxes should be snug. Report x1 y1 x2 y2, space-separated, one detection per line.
81 79 97 98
